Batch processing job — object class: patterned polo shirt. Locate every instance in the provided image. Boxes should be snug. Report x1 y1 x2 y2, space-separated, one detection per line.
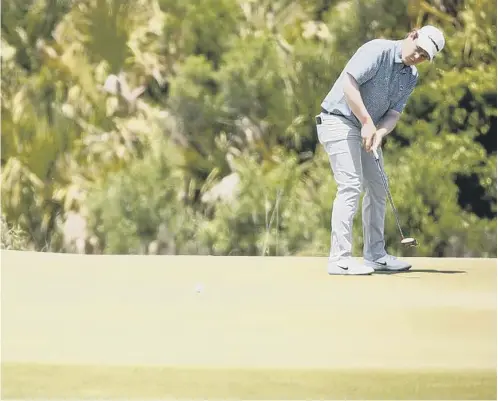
320 39 419 129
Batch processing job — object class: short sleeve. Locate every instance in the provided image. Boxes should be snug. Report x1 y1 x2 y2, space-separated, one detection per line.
343 40 386 85
391 75 418 113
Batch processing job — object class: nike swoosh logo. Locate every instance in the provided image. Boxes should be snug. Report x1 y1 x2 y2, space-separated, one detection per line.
376 262 387 266
337 264 349 270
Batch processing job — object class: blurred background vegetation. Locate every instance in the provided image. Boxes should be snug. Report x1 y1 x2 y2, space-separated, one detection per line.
1 0 496 257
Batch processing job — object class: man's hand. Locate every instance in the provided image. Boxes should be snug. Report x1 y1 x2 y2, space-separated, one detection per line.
361 119 377 152
367 109 400 153
370 130 384 154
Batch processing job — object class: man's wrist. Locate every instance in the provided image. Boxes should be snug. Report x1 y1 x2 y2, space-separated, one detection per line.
360 115 374 126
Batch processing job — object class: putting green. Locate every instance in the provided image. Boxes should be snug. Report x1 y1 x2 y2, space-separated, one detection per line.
1 252 496 399
3 364 496 400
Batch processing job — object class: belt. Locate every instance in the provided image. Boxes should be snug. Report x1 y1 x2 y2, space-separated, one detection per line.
316 108 334 124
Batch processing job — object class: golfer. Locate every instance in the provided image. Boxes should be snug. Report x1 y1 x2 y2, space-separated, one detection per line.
316 25 445 275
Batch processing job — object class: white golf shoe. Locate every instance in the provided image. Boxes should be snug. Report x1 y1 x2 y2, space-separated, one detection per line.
327 257 375 275
364 254 412 271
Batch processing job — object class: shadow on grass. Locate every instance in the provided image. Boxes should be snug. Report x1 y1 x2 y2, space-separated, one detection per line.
375 269 467 275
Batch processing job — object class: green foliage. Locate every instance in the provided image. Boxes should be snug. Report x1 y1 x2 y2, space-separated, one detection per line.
159 0 242 68
85 139 208 254
381 138 496 257
1 0 496 257
1 0 73 72
198 147 306 256
198 146 341 256
1 215 31 250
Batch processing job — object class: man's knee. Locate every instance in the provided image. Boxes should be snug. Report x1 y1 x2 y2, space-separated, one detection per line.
337 179 362 207
364 176 387 199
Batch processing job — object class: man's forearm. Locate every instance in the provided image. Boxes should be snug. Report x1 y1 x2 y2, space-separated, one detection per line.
343 73 373 125
375 111 400 137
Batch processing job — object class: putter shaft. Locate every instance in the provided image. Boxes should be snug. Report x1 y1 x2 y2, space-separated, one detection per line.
372 149 405 240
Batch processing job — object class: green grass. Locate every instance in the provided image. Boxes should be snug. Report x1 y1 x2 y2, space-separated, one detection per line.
2 253 496 400
2 363 496 400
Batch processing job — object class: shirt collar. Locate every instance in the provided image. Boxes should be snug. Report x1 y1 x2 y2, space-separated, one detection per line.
394 40 404 64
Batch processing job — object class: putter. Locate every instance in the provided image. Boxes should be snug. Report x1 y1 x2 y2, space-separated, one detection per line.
372 149 418 247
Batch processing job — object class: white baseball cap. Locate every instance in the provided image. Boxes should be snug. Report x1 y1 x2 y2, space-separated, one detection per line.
417 25 445 61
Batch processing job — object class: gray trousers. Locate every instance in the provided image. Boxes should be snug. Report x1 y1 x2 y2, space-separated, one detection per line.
316 113 388 262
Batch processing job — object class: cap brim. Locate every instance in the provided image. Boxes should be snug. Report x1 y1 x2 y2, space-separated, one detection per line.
417 35 437 61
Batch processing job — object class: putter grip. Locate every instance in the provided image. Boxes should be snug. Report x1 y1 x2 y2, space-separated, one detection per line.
373 149 379 160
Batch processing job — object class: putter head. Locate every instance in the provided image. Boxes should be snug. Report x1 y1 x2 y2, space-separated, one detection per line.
401 237 418 247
